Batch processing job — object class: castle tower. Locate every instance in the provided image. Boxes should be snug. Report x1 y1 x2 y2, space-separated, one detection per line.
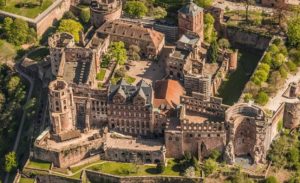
90 0 122 28
178 0 204 40
48 32 75 76
283 102 300 129
48 80 76 135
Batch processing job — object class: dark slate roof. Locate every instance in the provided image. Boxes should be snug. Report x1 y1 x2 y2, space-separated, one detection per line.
178 0 203 16
108 78 152 105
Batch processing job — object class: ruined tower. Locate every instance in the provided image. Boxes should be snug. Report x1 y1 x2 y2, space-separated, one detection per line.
48 80 77 138
90 0 122 28
178 0 204 40
283 102 300 129
48 32 75 76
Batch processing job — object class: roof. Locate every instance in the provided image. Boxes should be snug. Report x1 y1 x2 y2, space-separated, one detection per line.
178 0 203 16
154 80 185 109
97 20 164 50
108 79 153 105
177 34 200 46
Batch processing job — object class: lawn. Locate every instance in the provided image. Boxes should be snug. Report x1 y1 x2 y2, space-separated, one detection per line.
27 160 51 170
19 178 35 183
27 48 49 61
0 0 54 18
87 159 198 177
96 69 106 81
218 48 263 105
111 75 136 85
0 39 16 61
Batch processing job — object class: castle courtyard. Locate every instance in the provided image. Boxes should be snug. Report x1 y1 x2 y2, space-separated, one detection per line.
126 60 165 85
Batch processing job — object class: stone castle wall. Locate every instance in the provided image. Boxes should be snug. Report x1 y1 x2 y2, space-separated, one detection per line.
85 170 203 183
224 26 272 51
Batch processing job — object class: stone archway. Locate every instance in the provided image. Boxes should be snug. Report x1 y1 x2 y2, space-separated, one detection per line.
233 117 256 159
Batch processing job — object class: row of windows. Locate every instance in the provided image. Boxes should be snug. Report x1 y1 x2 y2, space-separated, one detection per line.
182 125 223 131
109 111 149 118
113 126 150 135
111 120 150 128
111 105 148 111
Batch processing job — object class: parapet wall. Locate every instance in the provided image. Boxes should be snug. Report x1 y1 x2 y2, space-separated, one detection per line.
85 170 203 183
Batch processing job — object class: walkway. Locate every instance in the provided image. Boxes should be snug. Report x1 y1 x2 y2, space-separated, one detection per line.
4 60 35 183
50 161 106 178
265 69 300 111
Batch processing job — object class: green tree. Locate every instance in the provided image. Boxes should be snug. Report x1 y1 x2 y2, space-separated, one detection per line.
207 40 218 63
129 45 141 61
0 0 6 6
218 38 230 50
209 150 221 161
204 13 217 43
272 53 285 69
242 0 255 22
7 76 20 95
0 92 5 111
156 163 165 173
265 176 279 183
6 18 30 45
80 8 90 24
124 1 148 18
255 91 269 105
195 0 213 8
262 52 272 65
57 19 83 42
109 41 128 65
286 61 297 72
5 152 17 173
287 17 300 47
203 158 217 175
244 93 253 102
63 11 78 20
152 6 167 19
3 17 13 34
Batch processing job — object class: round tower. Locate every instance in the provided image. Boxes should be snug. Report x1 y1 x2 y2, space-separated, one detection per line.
48 80 76 134
90 0 122 28
283 102 300 129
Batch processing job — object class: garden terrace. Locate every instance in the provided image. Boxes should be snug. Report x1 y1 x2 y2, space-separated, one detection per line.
0 0 55 18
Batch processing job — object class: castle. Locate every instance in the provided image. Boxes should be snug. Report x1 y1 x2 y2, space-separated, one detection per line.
33 0 292 168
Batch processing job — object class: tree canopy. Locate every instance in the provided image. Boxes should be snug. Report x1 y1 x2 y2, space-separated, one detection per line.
109 41 128 65
80 8 90 24
3 17 36 46
195 0 213 8
287 17 300 47
57 19 83 42
5 151 17 173
204 13 217 43
207 40 218 63
124 1 148 18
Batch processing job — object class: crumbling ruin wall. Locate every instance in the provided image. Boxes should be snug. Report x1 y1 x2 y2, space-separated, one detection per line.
284 102 300 129
224 26 272 51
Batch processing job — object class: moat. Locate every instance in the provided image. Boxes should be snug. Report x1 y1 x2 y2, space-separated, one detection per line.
218 48 263 105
